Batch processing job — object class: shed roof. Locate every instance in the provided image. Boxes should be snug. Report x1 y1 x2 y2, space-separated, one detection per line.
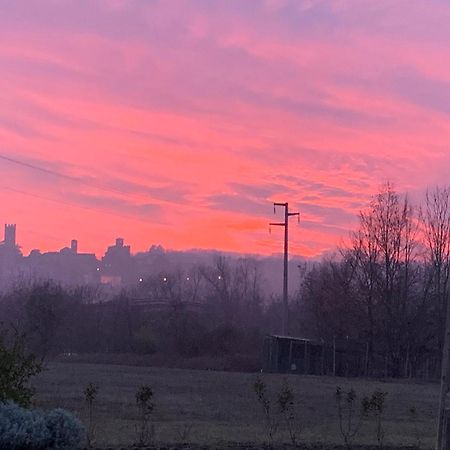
268 334 323 345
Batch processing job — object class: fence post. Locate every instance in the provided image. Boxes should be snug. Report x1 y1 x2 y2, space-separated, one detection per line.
444 408 450 450
321 339 325 375
333 336 336 376
364 342 369 377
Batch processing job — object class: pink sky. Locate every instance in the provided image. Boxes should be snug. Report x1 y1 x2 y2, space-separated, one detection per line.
1 0 450 257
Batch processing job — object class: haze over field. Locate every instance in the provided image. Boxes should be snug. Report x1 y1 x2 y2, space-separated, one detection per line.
1 0 450 257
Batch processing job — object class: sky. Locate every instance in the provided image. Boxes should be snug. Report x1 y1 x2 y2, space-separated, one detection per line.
1 0 450 258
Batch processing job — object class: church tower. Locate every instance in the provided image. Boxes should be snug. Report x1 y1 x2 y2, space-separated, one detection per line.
4 224 16 248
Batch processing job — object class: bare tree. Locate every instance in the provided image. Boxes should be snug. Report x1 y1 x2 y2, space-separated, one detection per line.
367 183 418 376
421 187 450 450
301 256 359 342
351 208 381 375
422 187 450 357
201 256 263 327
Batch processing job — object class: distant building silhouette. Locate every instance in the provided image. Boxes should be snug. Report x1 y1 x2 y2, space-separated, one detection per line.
24 237 98 285
0 224 22 285
4 224 16 248
100 237 134 286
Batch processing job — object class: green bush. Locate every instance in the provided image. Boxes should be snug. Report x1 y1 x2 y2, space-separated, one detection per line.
0 328 42 407
0 402 85 449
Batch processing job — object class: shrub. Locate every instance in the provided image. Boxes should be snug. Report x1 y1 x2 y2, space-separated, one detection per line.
335 386 363 450
84 382 98 447
277 379 301 446
175 422 194 443
0 328 42 407
0 401 84 450
409 406 422 449
362 390 388 448
0 402 46 449
253 377 278 445
253 377 302 446
135 384 155 446
45 408 85 449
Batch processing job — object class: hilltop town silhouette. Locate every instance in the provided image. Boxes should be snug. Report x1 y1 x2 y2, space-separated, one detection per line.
0 224 137 286
0 224 305 292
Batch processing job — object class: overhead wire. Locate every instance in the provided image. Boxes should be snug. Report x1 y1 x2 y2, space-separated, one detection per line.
0 153 161 224
0 184 156 225
0 153 150 199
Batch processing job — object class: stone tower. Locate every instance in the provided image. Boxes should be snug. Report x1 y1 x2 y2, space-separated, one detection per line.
4 224 16 248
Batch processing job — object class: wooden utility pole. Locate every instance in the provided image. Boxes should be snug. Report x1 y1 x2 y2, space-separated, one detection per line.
436 297 450 450
270 202 299 336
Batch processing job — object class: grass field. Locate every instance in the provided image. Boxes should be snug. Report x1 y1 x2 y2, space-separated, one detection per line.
33 361 437 448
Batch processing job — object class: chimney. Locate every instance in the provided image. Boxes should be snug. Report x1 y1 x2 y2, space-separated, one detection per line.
71 239 78 254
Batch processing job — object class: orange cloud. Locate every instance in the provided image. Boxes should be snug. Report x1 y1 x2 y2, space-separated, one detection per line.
1 0 450 258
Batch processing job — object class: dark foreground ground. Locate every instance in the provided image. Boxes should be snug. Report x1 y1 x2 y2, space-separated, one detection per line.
33 361 436 449
79 446 423 450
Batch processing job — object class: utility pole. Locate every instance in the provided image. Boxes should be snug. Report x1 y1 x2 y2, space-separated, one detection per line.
270 202 299 336
436 296 450 450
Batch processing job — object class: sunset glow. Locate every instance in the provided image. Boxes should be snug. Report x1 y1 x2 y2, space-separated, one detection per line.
1 0 450 257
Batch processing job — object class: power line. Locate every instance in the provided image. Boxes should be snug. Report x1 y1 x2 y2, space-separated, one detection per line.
0 153 168 225
0 184 158 226
0 154 79 182
0 152 149 199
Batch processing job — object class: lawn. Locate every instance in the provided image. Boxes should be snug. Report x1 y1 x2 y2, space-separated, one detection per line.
33 361 437 448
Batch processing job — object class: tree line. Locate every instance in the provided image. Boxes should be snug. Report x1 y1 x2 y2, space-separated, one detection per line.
1 182 449 378
0 256 280 371
299 183 450 378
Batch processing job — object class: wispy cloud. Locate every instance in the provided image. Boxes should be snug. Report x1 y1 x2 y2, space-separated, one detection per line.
1 0 449 256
